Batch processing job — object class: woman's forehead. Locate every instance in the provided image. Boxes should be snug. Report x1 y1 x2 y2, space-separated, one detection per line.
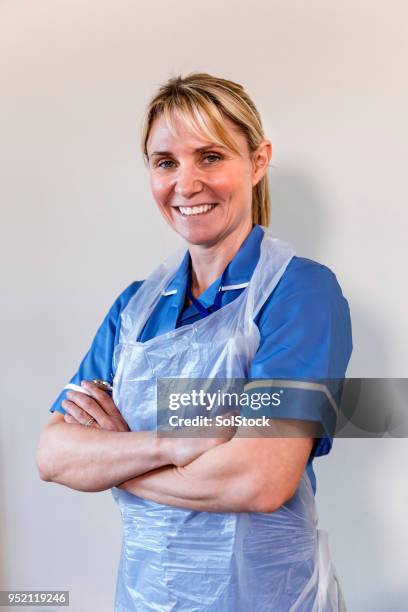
146 111 242 154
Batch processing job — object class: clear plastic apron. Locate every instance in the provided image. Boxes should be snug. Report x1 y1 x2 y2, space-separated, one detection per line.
111 229 347 612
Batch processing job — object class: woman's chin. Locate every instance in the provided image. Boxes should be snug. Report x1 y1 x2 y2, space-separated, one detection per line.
178 226 219 246
170 211 223 245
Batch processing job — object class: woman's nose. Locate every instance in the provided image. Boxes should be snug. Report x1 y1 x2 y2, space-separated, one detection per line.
174 164 203 197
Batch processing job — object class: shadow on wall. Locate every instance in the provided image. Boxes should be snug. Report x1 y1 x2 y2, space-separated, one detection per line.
345 300 392 378
268 164 330 259
274 167 406 609
268 163 392 377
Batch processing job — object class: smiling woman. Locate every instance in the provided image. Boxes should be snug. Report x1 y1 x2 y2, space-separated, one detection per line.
152 118 264 220
142 83 273 296
37 72 352 611
145 111 271 294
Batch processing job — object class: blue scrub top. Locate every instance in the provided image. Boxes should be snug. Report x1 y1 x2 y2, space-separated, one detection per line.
49 224 353 494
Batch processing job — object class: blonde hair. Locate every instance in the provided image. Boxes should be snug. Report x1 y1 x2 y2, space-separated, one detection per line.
141 72 271 227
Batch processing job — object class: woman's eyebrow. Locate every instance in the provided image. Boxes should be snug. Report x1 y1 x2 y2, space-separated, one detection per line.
149 144 228 157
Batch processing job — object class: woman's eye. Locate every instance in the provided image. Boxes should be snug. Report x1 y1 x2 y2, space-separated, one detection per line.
157 159 175 169
203 154 221 163
155 154 221 169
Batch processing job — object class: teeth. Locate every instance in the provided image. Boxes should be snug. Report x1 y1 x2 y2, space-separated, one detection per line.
178 203 216 216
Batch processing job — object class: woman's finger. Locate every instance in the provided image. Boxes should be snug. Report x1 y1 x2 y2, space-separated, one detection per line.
61 399 97 426
63 412 77 424
80 381 129 429
64 392 114 429
63 406 100 428
80 381 119 416
63 390 129 431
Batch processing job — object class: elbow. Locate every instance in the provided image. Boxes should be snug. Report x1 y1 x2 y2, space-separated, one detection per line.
36 426 99 492
248 479 294 514
222 474 281 513
251 496 280 514
36 429 59 483
36 447 52 482
249 492 280 514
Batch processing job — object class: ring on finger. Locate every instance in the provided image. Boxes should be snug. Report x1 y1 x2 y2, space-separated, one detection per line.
85 417 96 427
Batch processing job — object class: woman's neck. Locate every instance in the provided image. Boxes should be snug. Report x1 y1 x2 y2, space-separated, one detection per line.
188 221 253 298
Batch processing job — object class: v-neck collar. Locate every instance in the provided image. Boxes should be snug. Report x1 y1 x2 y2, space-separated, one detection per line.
161 224 265 314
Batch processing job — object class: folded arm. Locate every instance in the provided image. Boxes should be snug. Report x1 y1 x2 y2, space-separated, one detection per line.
118 420 316 513
37 413 164 492
37 383 230 492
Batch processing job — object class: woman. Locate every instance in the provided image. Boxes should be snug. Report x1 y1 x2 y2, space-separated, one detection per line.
37 73 352 611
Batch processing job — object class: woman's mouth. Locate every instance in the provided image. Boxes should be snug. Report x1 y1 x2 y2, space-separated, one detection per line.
176 203 218 217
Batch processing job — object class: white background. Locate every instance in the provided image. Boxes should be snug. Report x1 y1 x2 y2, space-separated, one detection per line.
1 1 407 610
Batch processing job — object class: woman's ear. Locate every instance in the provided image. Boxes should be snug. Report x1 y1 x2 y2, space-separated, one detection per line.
252 140 272 186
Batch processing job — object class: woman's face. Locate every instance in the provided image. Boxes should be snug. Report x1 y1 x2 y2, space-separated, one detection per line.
146 113 270 247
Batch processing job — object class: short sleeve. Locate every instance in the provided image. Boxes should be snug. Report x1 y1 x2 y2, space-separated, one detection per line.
49 281 143 414
248 257 353 458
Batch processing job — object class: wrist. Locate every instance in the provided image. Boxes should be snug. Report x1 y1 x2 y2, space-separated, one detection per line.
128 431 170 472
154 435 173 466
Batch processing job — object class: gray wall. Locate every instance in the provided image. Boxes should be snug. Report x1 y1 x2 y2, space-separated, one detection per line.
1 1 407 610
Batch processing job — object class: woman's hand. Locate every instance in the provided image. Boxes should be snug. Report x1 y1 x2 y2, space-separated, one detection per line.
161 412 238 467
61 380 130 432
61 385 235 466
